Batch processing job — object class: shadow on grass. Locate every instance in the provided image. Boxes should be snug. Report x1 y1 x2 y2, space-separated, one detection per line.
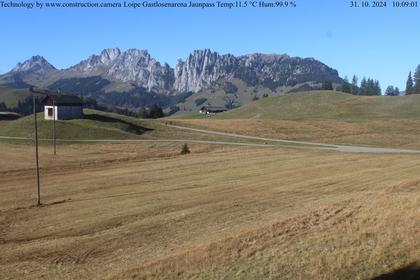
0 113 21 121
372 263 420 280
84 114 153 135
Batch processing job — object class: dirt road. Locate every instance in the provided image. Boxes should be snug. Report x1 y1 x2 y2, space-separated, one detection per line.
0 135 278 148
166 124 420 154
2 124 420 154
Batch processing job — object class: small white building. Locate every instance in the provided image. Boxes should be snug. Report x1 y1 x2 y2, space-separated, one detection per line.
42 95 83 120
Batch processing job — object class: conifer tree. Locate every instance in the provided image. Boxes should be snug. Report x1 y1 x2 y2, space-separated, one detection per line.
406 72 414 95
351 75 358 95
360 77 367 95
413 65 420 94
374 80 381 95
341 76 351 93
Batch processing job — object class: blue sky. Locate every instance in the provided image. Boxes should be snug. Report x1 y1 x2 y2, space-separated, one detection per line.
0 0 419 89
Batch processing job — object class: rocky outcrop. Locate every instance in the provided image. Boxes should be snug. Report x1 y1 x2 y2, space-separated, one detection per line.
68 48 122 74
174 51 342 92
174 49 237 92
66 48 174 93
10 55 57 78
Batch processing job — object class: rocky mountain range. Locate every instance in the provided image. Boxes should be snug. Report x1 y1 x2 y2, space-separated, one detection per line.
1 48 342 92
0 48 343 111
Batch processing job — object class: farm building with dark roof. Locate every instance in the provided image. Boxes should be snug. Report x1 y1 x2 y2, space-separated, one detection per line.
199 106 227 115
42 95 83 120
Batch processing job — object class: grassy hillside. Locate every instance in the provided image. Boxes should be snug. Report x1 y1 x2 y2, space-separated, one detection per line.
214 91 420 120
0 110 156 140
172 79 323 115
174 78 275 114
172 91 420 149
0 109 264 144
0 87 32 108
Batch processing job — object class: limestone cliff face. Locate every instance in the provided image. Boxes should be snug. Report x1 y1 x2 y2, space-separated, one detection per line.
66 48 174 93
174 50 342 92
174 49 237 92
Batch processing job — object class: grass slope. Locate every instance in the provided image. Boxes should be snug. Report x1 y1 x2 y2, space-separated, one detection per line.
172 91 420 149
173 79 325 116
0 110 157 140
0 109 265 144
215 91 420 120
174 78 276 114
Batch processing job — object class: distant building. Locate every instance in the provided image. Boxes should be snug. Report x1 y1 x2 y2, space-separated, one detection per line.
42 95 83 120
199 106 227 115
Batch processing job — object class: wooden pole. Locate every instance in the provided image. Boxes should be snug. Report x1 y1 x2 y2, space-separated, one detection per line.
33 94 41 206
53 99 56 155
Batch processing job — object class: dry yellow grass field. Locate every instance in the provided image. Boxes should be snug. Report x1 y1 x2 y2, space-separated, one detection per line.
173 92 420 150
172 118 420 149
1 142 419 279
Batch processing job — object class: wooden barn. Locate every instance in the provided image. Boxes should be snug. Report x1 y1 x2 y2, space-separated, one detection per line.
199 106 227 115
42 95 83 120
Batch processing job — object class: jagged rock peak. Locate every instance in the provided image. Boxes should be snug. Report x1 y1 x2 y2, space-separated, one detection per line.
69 48 155 71
65 48 174 93
69 48 122 71
11 55 56 73
99 48 121 63
174 49 237 92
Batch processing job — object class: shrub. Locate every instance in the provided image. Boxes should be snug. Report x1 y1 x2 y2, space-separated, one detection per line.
180 143 190 155
168 105 179 115
149 104 164 118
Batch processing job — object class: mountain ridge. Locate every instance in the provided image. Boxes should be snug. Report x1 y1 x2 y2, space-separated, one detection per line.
1 48 342 93
0 48 344 112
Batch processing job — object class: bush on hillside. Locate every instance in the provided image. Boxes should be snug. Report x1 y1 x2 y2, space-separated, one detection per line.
180 143 190 155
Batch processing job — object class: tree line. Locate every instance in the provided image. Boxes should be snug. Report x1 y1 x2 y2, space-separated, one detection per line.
380 64 420 96
332 63 420 96
83 97 165 118
0 96 43 116
336 75 382 96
